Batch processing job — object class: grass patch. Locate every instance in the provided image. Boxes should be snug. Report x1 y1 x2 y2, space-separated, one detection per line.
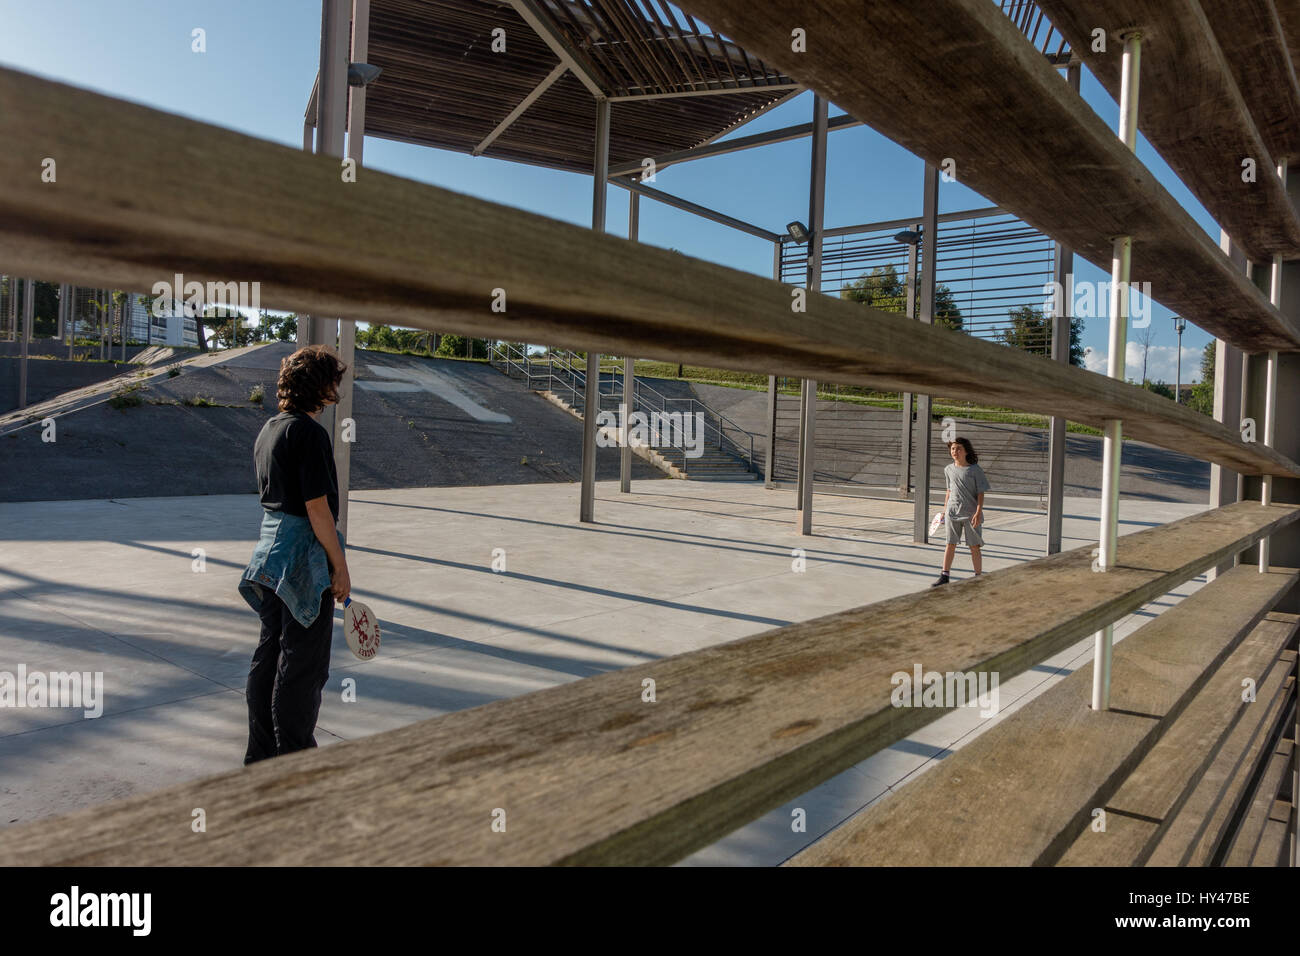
167 367 181 378
108 382 146 410
186 394 215 407
249 383 265 404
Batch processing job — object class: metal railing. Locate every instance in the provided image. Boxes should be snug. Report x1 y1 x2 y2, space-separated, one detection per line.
489 343 759 474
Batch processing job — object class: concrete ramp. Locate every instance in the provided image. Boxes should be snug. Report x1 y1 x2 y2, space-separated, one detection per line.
0 343 664 502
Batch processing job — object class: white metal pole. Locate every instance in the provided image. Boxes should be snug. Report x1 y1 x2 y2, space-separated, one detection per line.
580 97 610 524
1093 32 1141 712
621 191 638 494
1259 160 1287 572
332 0 370 540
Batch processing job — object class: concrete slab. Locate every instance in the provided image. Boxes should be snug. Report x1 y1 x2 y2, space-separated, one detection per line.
0 480 1207 863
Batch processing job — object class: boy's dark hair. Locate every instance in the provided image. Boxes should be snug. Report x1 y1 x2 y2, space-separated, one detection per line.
277 345 347 413
950 436 978 464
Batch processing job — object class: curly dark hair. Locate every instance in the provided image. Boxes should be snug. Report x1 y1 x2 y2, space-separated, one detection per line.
949 436 978 464
277 345 347 413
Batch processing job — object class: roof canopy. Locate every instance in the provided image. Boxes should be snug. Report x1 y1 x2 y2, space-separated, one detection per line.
360 0 796 173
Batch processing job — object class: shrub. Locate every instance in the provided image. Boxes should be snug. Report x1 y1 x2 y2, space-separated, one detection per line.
249 383 265 404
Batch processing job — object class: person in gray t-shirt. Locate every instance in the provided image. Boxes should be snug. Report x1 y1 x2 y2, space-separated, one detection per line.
931 437 990 587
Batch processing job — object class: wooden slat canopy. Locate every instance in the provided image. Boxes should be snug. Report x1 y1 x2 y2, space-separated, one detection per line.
1 502 1294 866
361 0 795 173
673 0 1300 353
1036 0 1300 261
1 68 1296 480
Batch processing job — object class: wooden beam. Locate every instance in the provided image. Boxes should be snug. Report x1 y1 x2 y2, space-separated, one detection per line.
786 570 1298 867
1147 650 1296 865
0 68 1296 478
0 502 1295 866
1056 626 1295 865
1036 0 1300 261
672 0 1300 352
1201 0 1300 165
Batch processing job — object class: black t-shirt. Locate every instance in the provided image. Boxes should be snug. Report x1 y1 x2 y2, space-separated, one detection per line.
254 411 338 521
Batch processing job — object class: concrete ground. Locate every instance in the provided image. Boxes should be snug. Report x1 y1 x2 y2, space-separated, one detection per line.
0 480 1207 864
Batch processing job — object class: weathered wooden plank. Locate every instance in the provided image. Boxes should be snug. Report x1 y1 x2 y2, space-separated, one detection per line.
673 0 1300 352
0 502 1294 866
1252 813 1290 866
785 569 1298 867
1056 628 1296 866
1036 0 1300 261
1148 666 1296 865
0 68 1295 478
1201 0 1300 166
1226 736 1294 866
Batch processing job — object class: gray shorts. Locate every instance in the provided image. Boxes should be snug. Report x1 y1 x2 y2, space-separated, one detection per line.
946 513 984 547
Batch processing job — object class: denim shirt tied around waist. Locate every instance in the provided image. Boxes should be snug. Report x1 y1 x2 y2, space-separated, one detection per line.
238 509 345 629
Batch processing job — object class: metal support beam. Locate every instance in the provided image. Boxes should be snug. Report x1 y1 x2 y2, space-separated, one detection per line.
1260 157 1286 571
620 191 638 494
797 95 828 536
607 82 801 102
1047 61 1082 556
899 226 918 496
18 278 32 409
1208 235 1247 575
332 0 369 540
610 178 780 242
766 241 781 489
474 62 567 156
580 97 610 524
607 113 860 178
310 0 350 439
509 0 605 98
912 164 940 543
1094 32 1142 713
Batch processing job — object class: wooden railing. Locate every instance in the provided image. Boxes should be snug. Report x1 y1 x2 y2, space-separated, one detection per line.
0 7 1296 863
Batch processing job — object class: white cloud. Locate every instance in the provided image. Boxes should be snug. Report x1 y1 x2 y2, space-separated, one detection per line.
1082 343 1204 383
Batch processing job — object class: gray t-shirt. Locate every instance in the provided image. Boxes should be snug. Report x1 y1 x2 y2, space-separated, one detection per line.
945 462 990 517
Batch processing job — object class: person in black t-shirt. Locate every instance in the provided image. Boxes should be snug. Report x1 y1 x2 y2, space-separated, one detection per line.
243 345 351 764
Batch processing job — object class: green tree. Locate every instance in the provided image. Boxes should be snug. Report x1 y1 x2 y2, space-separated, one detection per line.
435 334 489 359
999 305 1086 366
1186 341 1216 416
207 307 254 348
840 264 964 331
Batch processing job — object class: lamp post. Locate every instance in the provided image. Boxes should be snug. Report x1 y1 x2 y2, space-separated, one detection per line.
1173 316 1186 403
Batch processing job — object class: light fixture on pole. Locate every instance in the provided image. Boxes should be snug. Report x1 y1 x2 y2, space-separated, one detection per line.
347 63 382 87
893 229 922 246
787 221 810 244
1173 316 1186 403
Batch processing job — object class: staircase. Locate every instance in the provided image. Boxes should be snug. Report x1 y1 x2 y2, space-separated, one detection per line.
489 343 760 481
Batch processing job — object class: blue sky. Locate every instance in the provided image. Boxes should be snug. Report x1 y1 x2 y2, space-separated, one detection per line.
0 0 1217 382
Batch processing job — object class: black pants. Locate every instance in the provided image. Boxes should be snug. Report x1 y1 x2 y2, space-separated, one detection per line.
244 589 334 765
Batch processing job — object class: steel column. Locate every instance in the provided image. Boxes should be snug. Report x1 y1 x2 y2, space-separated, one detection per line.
310 0 350 445
1093 32 1142 712
579 97 610 524
797 95 828 535
911 164 940 543
766 241 781 489
1259 160 1288 571
899 225 918 496
331 0 370 539
18 278 32 409
1046 62 1081 555
620 190 638 494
